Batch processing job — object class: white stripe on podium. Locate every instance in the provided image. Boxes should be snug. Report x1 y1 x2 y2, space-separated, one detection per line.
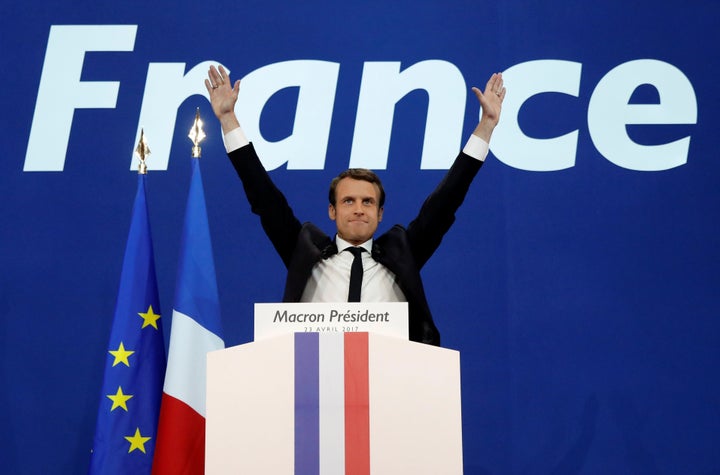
319 333 345 474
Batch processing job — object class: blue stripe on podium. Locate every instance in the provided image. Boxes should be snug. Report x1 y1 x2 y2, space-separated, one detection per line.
295 332 320 474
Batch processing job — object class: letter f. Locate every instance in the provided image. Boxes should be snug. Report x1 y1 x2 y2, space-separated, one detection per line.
24 25 137 171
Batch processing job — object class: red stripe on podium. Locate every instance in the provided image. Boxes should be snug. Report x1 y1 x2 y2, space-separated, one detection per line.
344 332 370 475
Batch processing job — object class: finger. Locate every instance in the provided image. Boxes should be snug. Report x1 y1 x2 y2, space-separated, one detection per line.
491 72 505 92
204 78 214 94
489 75 505 98
217 65 227 85
208 65 221 86
485 73 499 92
471 86 483 102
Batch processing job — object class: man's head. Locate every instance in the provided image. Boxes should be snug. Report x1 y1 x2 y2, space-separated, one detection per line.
328 169 385 246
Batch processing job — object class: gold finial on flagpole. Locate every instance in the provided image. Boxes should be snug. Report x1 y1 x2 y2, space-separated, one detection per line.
188 108 206 158
135 128 151 174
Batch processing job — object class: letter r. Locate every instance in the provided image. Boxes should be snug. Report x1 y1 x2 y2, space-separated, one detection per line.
24 25 137 171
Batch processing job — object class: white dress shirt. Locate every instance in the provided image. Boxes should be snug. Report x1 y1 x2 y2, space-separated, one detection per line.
300 235 406 302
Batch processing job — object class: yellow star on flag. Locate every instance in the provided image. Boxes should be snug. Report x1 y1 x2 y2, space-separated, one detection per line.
138 305 161 330
108 342 134 367
106 386 133 412
125 428 151 454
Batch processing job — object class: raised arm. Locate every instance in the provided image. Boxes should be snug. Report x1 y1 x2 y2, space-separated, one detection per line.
404 72 506 267
205 64 303 266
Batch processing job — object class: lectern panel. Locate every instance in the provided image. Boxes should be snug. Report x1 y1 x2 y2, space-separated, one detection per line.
206 332 462 474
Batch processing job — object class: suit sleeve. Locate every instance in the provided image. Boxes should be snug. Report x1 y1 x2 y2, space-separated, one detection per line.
228 143 302 268
405 152 483 268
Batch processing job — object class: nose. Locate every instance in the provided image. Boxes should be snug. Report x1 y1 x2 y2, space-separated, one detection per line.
352 202 364 214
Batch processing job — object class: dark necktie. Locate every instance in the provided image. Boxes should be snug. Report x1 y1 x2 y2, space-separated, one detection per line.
346 247 365 302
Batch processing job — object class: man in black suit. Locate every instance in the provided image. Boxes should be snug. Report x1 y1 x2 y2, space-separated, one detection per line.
205 65 505 346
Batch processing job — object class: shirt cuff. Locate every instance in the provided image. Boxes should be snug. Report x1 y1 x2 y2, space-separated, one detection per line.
462 134 490 162
223 126 250 153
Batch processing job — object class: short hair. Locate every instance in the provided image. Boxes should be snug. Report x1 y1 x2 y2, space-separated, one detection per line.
328 168 385 208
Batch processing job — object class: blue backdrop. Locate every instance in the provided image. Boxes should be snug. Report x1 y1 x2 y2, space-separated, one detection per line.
1 1 719 473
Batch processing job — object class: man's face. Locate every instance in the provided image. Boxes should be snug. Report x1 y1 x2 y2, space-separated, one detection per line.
329 177 384 246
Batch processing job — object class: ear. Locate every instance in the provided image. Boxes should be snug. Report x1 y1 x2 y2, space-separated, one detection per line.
378 206 384 222
328 204 336 220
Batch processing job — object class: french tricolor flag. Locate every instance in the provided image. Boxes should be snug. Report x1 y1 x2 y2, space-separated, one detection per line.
152 158 224 474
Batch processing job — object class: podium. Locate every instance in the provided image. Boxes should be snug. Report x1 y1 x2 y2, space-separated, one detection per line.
206 330 463 473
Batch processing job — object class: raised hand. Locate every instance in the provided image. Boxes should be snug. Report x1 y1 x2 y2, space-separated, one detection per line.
205 65 241 133
471 72 505 142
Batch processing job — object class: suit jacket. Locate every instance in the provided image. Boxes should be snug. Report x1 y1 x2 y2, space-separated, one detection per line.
229 143 483 346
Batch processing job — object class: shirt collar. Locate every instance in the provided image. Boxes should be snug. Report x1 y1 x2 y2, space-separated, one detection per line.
335 235 373 254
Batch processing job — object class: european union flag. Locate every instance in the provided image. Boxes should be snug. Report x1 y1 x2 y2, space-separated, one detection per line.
88 173 166 474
